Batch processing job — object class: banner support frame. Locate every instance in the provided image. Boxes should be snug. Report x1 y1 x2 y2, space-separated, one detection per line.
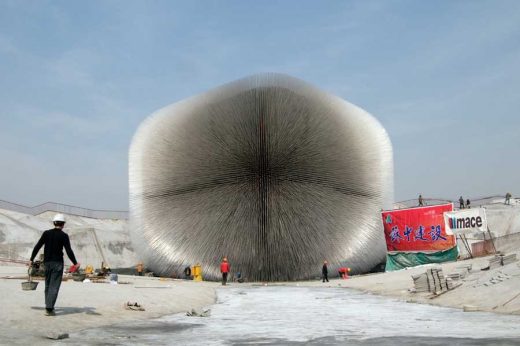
457 234 472 259
486 227 497 254
461 234 473 258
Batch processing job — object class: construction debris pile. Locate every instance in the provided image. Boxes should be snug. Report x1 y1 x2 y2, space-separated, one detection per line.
186 308 211 317
479 271 513 287
411 266 462 294
411 253 519 295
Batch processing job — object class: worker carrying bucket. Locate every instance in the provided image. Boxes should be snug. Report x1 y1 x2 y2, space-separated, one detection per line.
28 213 79 316
21 267 38 291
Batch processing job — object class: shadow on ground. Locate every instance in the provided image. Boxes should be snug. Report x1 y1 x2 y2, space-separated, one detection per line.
99 321 202 334
31 306 101 316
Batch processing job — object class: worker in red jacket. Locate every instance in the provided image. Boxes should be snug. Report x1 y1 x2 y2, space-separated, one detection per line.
220 257 230 285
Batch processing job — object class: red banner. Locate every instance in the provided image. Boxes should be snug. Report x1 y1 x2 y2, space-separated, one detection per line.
382 204 455 252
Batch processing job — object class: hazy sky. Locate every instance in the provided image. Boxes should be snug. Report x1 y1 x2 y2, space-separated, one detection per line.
1 1 519 210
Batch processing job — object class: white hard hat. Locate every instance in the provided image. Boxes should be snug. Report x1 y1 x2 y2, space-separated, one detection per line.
52 213 66 223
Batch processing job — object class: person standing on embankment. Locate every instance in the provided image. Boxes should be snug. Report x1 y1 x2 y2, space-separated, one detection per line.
459 196 465 209
29 213 79 316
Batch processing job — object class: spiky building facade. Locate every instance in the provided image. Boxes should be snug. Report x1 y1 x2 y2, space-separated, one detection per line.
129 74 393 281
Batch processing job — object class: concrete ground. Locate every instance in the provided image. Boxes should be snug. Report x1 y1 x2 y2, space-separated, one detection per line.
69 286 520 345
0 266 217 343
298 252 520 315
1 252 520 343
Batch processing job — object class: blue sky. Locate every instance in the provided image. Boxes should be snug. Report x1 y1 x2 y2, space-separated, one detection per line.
1 1 519 210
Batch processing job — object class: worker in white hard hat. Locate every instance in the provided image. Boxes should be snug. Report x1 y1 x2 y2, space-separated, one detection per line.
29 213 79 316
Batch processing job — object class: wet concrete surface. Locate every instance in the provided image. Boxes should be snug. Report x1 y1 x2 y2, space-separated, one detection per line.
66 286 520 345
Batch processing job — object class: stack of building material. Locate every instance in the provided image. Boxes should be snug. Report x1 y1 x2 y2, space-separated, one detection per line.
412 266 452 294
457 264 472 273
411 273 430 293
487 253 517 269
449 264 472 280
502 253 517 265
445 277 457 290
488 256 503 269
426 267 448 293
447 272 462 280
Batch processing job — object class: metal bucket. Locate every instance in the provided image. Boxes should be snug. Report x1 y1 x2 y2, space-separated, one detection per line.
22 268 38 290
21 281 39 290
72 273 86 282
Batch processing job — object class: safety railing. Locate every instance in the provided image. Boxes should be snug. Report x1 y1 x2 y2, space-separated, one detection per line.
393 195 517 210
1 194 515 219
0 199 128 220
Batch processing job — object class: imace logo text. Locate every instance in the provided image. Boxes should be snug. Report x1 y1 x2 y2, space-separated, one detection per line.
449 216 483 229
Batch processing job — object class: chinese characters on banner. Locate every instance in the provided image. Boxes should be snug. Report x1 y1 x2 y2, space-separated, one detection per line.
382 203 455 252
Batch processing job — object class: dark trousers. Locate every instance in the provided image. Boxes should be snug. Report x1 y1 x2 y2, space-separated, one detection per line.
222 272 228 285
44 261 64 310
322 273 329 282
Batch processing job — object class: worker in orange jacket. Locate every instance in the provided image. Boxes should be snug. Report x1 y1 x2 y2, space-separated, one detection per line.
220 257 230 285
136 262 144 276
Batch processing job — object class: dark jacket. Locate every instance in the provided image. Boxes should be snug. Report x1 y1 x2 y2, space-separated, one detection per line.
322 264 328 275
30 228 78 264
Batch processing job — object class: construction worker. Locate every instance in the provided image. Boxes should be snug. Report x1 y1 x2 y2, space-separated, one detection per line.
220 257 230 285
183 266 192 280
101 261 111 275
29 214 79 316
322 260 329 283
505 192 512 205
338 267 350 279
459 196 465 209
136 262 144 276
